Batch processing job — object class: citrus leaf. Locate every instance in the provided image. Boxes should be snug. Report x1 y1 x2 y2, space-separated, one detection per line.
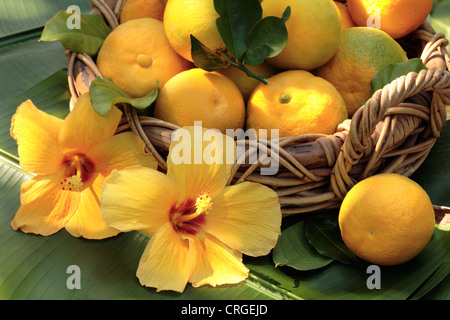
242 6 290 65
273 220 333 271
40 10 111 55
304 212 359 264
370 58 428 96
89 77 159 117
214 0 262 60
190 35 230 71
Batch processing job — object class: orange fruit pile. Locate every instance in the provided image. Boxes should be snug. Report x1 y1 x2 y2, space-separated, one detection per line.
93 0 430 138
90 0 437 268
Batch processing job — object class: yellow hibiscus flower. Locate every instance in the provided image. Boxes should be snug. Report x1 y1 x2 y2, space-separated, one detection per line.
10 93 157 239
100 126 282 292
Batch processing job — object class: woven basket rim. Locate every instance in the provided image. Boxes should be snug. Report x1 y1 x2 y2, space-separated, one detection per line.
67 0 450 216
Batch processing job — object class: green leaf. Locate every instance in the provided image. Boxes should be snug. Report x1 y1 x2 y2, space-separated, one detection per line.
273 220 333 271
89 77 160 117
248 227 449 299
214 0 262 59
409 261 450 300
40 11 112 55
430 1 450 38
242 6 290 65
0 38 67 102
304 212 359 264
190 35 230 71
411 121 450 207
370 58 428 96
0 0 91 39
0 70 70 160
0 156 283 300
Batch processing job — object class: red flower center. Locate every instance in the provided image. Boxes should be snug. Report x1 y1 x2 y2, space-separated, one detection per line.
60 154 96 191
169 191 212 235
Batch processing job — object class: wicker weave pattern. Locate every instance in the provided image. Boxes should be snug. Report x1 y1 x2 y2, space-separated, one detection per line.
67 0 450 216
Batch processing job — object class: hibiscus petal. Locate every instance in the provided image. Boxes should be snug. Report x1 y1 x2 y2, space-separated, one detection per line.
203 181 281 257
186 231 249 288
167 126 237 201
65 174 120 239
11 176 80 236
89 131 158 176
100 167 179 236
10 100 64 175
58 93 122 154
137 222 189 293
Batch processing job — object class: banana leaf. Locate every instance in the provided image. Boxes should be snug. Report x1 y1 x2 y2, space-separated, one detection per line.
0 0 448 300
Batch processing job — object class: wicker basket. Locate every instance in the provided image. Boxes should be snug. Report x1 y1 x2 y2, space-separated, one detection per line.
67 0 450 216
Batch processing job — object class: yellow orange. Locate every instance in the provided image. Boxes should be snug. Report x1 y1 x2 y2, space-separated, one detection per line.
339 174 436 266
261 0 342 70
334 1 357 29
246 70 348 138
154 68 245 133
163 0 226 62
315 27 408 116
120 0 165 23
347 0 433 39
97 18 191 98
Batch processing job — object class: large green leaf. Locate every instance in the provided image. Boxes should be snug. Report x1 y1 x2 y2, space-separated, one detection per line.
246 227 449 300
0 0 90 38
0 70 70 161
0 0 449 301
0 39 67 102
0 157 284 300
411 121 450 206
430 0 450 38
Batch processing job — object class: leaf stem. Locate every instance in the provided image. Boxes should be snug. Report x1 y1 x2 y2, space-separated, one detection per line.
219 52 269 85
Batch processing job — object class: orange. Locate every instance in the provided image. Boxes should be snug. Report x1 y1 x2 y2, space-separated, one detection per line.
339 174 436 266
97 18 191 98
120 0 165 23
315 27 408 117
347 0 433 39
217 62 279 101
334 1 357 29
246 70 348 138
163 0 226 62
154 68 245 133
261 0 342 71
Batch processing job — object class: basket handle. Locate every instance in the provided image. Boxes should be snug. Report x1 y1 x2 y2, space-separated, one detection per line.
331 67 450 199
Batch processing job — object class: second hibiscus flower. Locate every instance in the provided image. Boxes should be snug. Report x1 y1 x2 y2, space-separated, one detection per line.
100 126 282 292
